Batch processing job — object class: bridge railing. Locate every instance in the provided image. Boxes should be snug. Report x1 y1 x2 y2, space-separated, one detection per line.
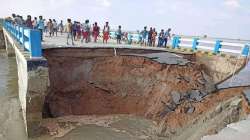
3 20 42 58
108 32 249 57
172 36 249 57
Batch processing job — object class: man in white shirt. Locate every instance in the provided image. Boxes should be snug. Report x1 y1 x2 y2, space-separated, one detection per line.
52 19 58 36
81 20 90 43
103 22 110 44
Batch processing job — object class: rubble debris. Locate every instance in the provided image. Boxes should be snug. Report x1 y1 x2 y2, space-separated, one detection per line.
189 90 203 102
171 91 181 105
186 106 195 114
243 89 250 105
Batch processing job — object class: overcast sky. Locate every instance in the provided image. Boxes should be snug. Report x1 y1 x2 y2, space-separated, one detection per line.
0 0 249 39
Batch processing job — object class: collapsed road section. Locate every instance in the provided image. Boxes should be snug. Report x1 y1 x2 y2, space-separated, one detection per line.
40 47 250 140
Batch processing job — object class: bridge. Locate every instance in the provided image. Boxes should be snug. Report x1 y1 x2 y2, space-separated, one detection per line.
1 20 250 138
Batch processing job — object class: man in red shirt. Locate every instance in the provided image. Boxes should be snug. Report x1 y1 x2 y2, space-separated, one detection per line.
103 22 110 44
93 22 100 43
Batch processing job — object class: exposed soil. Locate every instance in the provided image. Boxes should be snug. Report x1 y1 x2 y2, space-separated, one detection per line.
42 48 249 140
39 87 250 140
43 54 215 117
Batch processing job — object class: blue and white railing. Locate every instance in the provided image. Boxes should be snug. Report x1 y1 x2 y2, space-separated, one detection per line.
3 21 42 58
172 36 249 57
108 31 249 57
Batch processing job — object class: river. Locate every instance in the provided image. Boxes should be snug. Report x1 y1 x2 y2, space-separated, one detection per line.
0 50 27 140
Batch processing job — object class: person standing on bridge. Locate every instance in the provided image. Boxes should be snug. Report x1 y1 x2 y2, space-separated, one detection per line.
76 22 81 40
52 19 58 37
72 21 77 41
65 18 74 45
151 28 157 47
47 19 53 37
38 16 45 41
163 28 171 48
93 22 100 43
11 13 16 24
128 33 133 45
137 30 142 44
82 20 91 43
116 25 122 44
44 19 48 36
58 20 64 35
32 17 38 29
25 15 33 28
103 22 110 44
148 27 153 46
141 26 148 46
158 29 164 47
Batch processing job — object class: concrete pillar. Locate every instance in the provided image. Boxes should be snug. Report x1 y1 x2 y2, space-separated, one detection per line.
192 38 199 51
3 25 49 137
15 49 48 137
213 40 222 54
25 59 48 137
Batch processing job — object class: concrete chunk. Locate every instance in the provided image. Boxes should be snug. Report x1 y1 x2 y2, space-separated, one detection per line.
187 106 195 114
189 90 203 102
171 91 181 105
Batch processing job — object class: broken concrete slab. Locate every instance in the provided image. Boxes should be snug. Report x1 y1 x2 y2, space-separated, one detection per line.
200 90 208 97
160 102 177 117
189 90 203 102
187 106 195 114
129 52 190 65
171 91 181 105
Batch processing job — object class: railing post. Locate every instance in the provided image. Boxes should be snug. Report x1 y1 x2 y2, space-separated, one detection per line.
242 44 249 57
11 24 15 36
17 26 20 42
192 38 199 51
172 36 180 49
172 36 176 48
214 40 222 54
5 21 7 30
9 23 12 34
20 27 24 45
15 25 19 39
29 30 42 57
8 22 11 32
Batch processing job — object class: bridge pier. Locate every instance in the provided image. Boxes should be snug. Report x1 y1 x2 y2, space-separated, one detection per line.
18 58 48 137
2 26 49 137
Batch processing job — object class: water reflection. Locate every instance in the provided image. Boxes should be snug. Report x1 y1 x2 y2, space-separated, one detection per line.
0 50 27 140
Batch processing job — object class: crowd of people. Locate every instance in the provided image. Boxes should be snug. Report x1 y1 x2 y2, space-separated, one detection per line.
137 26 171 47
7 14 172 47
